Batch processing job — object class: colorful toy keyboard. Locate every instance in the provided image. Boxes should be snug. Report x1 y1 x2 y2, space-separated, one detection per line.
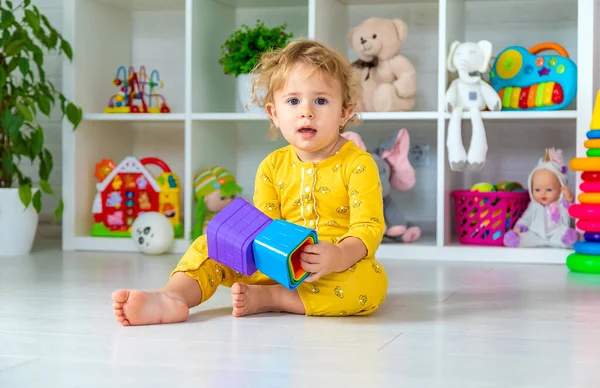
206 197 316 290
489 43 577 111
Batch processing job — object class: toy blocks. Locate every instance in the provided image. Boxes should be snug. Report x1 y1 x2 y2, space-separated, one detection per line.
206 197 317 290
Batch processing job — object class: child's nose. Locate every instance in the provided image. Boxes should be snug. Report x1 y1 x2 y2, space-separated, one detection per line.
301 104 314 118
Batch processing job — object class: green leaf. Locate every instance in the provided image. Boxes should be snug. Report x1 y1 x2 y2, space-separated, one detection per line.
65 102 82 127
15 102 33 122
2 154 14 176
24 10 40 32
37 95 51 116
18 57 30 77
40 179 53 194
32 189 42 213
31 126 43 156
5 39 24 56
54 199 64 222
39 149 53 180
60 39 72 61
18 183 32 207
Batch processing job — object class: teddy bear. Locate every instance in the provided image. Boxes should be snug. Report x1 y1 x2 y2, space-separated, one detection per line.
341 129 421 243
348 17 417 112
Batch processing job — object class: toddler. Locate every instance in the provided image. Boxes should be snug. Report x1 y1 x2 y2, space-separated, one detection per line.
503 147 578 248
112 39 389 325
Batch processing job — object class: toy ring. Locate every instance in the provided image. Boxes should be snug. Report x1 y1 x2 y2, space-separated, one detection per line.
567 252 600 274
584 232 600 242
574 241 600 255
571 158 600 171
587 130 600 139
582 171 600 182
578 193 600 204
576 220 600 232
584 139 600 149
580 182 600 192
587 149 600 157
568 204 600 220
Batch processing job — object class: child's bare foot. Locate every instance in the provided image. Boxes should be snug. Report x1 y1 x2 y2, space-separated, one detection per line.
230 282 305 317
112 289 189 326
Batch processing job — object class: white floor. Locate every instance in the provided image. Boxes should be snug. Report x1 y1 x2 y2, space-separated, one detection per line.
2 240 600 388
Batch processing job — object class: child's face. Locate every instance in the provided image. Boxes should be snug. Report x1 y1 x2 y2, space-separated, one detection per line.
265 62 352 160
531 169 561 206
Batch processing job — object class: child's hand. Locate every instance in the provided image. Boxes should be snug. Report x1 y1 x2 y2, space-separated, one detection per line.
299 241 342 282
562 186 574 203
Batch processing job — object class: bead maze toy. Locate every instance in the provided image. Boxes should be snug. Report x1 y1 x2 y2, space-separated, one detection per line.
490 43 577 111
206 197 316 290
91 156 183 238
105 65 171 113
567 90 600 273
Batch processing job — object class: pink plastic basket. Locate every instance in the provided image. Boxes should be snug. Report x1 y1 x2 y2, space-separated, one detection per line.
451 190 530 246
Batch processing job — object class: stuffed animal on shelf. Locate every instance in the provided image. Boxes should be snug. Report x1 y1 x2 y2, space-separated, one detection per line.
342 129 421 242
193 166 243 241
503 147 578 248
445 40 502 171
348 17 417 112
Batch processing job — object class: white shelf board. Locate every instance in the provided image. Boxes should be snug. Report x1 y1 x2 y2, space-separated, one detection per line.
73 237 190 254
191 111 439 121
443 110 578 120
377 243 570 264
360 111 439 121
191 113 269 121
91 0 186 11
83 113 186 122
213 0 305 6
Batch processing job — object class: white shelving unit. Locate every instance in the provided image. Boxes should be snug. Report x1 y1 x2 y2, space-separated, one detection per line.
61 0 596 264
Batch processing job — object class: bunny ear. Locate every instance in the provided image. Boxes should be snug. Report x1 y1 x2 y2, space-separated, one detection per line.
341 131 367 151
382 129 416 191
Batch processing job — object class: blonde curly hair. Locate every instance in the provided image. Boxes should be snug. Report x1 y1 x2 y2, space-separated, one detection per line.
248 39 362 140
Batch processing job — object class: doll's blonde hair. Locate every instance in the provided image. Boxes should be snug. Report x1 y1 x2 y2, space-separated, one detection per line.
248 39 362 140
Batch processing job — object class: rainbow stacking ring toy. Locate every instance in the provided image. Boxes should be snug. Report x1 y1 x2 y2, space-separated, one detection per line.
567 90 600 273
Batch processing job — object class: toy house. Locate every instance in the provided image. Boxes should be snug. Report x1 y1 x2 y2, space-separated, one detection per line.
206 197 316 290
91 156 182 238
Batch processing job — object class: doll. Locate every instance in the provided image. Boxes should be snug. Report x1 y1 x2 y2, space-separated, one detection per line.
192 166 242 240
503 147 578 248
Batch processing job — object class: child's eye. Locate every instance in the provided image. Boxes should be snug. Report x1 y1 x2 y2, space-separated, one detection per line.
287 98 299 105
315 98 327 105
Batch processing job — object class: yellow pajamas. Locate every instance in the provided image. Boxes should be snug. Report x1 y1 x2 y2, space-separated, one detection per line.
172 140 388 316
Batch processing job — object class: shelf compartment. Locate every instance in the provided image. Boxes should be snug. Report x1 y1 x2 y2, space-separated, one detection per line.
70 121 187 250
442 120 577 249
312 0 439 112
191 0 309 113
444 0 579 112
73 0 185 116
443 110 578 120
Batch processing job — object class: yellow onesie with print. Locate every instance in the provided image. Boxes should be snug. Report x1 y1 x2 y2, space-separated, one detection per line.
171 140 388 316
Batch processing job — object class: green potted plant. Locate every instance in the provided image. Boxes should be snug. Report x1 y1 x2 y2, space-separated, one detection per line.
218 19 293 112
1 0 82 256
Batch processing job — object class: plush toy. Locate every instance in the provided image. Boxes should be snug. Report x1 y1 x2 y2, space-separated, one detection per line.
348 17 417 112
131 211 174 255
193 165 242 240
342 129 421 242
445 40 502 171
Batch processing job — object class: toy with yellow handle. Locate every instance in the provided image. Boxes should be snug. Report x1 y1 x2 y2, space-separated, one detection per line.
490 43 577 111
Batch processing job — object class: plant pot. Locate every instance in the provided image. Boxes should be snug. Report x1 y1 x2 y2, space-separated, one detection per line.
236 73 263 113
0 188 39 256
